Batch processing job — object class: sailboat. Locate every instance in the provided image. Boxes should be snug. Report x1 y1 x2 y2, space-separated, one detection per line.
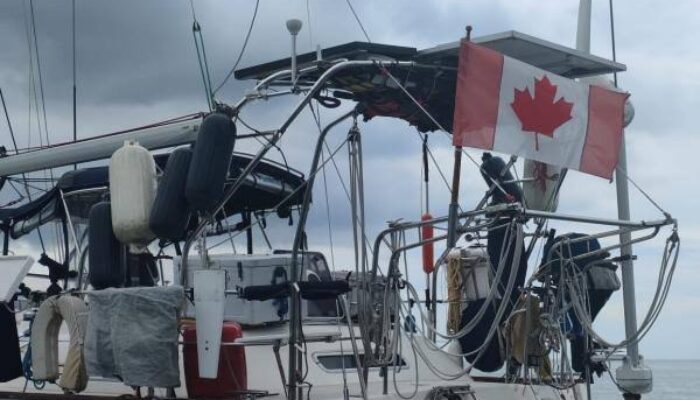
0 1 680 400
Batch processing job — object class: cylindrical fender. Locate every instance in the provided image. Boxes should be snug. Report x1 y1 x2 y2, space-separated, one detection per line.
150 147 193 240
30 295 89 393
185 113 236 213
89 202 124 289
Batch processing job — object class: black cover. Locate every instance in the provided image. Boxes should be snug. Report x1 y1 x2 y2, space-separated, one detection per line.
186 113 236 213
240 281 351 302
459 221 527 372
0 300 23 382
1 151 304 240
88 202 124 289
150 147 193 240
480 153 523 204
541 233 619 374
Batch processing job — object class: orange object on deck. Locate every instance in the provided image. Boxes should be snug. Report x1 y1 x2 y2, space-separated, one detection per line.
421 213 435 273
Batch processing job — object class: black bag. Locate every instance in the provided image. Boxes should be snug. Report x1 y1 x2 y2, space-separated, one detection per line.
0 301 23 382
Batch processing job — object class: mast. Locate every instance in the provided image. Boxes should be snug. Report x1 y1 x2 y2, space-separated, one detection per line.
577 0 651 394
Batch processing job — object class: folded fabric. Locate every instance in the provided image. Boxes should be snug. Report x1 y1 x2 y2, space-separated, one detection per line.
85 286 184 388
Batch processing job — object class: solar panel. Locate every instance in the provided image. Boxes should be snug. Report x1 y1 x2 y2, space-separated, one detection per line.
234 30 624 81
417 30 625 78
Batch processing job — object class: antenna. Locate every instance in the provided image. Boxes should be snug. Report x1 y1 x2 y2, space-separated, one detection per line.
286 19 303 87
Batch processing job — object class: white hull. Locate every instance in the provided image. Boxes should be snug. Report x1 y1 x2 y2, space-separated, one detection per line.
0 320 587 400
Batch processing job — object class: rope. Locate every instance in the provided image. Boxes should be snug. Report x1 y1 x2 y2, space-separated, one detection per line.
212 0 260 95
445 250 462 334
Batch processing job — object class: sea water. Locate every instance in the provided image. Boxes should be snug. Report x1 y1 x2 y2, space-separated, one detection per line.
591 360 699 400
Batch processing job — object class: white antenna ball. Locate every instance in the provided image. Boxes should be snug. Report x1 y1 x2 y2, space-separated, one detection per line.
286 19 303 35
580 76 635 128
623 99 635 127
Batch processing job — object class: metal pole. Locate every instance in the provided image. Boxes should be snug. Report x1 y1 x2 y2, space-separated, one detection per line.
615 141 640 365
72 0 77 170
577 0 642 376
288 110 355 400
576 0 592 52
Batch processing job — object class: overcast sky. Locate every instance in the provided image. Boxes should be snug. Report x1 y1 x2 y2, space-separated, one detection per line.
0 0 698 362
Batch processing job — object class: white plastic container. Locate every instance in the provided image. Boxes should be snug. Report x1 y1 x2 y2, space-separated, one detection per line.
109 140 156 246
459 246 492 301
522 159 561 212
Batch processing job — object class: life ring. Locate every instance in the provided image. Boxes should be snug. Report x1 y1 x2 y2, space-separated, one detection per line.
30 295 89 393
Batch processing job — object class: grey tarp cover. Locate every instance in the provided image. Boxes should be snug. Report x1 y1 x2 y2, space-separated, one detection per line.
85 286 184 388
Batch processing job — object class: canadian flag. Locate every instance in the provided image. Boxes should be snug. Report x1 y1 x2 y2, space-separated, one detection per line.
452 40 629 179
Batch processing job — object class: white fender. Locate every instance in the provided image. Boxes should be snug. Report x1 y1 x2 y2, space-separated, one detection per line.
31 295 89 393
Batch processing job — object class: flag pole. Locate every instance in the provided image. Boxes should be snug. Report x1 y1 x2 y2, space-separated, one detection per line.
446 26 472 250
577 0 651 395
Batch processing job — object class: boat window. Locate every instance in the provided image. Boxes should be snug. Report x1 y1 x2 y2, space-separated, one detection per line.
315 353 406 371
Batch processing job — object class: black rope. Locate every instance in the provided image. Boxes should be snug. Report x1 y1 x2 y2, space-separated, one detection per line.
213 0 260 95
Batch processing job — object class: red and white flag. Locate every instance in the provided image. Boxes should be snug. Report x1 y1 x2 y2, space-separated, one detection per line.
452 40 629 179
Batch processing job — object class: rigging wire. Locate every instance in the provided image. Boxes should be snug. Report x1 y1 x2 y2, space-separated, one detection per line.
1 89 45 253
305 0 313 49
28 0 53 155
206 135 350 251
608 0 618 88
344 0 371 43
607 0 668 219
310 105 337 270
212 0 260 95
307 105 390 253
189 0 214 110
72 0 77 169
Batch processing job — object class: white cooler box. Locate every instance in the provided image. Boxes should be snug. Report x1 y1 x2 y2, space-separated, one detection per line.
176 253 312 326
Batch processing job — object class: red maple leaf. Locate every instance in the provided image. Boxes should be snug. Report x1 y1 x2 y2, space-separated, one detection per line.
510 75 574 150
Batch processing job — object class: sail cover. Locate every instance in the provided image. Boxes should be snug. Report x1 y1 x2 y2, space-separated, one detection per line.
0 152 306 239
